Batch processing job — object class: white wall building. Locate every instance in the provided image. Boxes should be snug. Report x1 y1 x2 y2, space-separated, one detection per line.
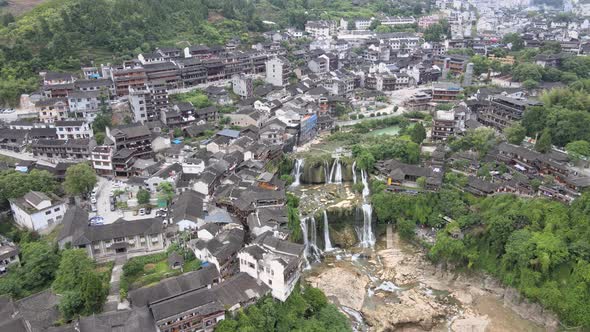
238 233 304 301
9 191 67 232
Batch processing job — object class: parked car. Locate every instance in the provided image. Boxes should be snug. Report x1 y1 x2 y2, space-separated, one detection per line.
91 197 97 204
138 208 145 216
91 204 97 212
110 203 116 212
145 207 152 215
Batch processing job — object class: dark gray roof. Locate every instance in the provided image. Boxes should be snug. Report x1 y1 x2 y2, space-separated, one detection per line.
253 232 304 257
77 306 156 332
212 273 269 308
149 287 223 322
171 190 205 223
58 206 88 242
15 290 61 332
71 218 163 246
128 265 220 307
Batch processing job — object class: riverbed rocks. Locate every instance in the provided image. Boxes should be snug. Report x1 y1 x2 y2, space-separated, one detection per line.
362 288 447 331
330 225 358 248
307 267 368 311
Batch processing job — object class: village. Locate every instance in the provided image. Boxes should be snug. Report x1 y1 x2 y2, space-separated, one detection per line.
1 0 590 330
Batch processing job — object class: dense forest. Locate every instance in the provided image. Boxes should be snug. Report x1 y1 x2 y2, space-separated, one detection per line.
371 186 590 328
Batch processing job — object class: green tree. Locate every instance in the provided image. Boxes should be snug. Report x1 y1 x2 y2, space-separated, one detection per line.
173 127 183 137
565 140 590 160
397 218 416 239
80 272 106 315
502 33 524 51
410 122 427 144
53 249 95 293
504 123 526 145
137 189 151 205
20 241 60 291
523 79 539 90
513 63 544 82
64 163 97 196
535 128 552 153
157 182 175 206
59 291 84 321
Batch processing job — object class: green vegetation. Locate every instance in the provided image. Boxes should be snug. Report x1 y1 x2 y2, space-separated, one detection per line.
522 81 590 147
137 189 151 205
422 19 449 42
0 169 57 208
0 240 59 299
372 183 590 328
286 193 302 242
157 182 175 207
120 245 200 299
215 285 351 332
53 249 109 321
64 163 97 196
170 90 212 108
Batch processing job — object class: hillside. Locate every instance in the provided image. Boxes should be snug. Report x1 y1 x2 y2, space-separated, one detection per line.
0 0 430 106
1 0 48 15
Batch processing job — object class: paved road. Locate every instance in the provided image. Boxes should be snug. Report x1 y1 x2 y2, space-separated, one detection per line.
91 177 123 223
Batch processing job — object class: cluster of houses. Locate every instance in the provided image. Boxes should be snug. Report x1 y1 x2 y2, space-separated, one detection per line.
3 0 590 329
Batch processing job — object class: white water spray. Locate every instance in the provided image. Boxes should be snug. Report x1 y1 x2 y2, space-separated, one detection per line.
352 160 357 184
323 210 333 251
292 159 304 187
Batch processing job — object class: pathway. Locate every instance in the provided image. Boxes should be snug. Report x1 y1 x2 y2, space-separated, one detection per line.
104 256 127 312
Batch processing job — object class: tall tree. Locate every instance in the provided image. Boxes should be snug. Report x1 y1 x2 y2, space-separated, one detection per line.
64 163 97 196
504 123 527 145
410 122 427 144
157 182 175 206
535 128 552 153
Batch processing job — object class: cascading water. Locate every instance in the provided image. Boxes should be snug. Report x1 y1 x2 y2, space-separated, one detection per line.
352 161 357 184
324 161 331 184
329 158 337 184
359 169 375 248
291 159 304 187
301 216 322 262
334 158 342 184
323 210 333 251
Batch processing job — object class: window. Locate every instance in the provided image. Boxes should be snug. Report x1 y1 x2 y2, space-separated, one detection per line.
45 210 52 215
54 207 60 212
268 279 272 285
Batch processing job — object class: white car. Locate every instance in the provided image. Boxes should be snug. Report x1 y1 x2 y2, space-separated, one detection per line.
91 197 97 204
91 204 97 212
139 208 146 216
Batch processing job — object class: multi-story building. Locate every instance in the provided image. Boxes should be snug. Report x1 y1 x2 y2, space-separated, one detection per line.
91 145 114 176
0 236 19 276
431 108 466 141
57 207 167 260
55 120 93 140
232 74 253 98
106 123 153 159
112 148 137 177
305 20 336 38
478 95 541 130
9 191 67 232
150 287 225 332
67 90 102 122
129 82 170 123
238 232 304 301
381 16 416 27
265 57 291 87
35 97 69 123
31 138 96 161
111 67 148 97
434 55 470 74
431 82 463 102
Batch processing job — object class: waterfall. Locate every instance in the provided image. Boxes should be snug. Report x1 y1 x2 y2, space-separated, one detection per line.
328 158 337 184
335 159 342 184
360 203 375 248
324 161 330 184
301 216 309 258
359 169 375 248
323 210 333 251
361 169 370 199
352 161 357 184
291 159 304 187
302 216 322 262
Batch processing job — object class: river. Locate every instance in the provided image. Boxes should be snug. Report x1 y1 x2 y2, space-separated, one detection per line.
290 181 554 332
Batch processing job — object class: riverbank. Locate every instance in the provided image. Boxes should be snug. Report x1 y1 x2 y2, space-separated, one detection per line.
304 229 558 332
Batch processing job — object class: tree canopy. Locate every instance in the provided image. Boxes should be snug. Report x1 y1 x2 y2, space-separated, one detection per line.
64 163 97 196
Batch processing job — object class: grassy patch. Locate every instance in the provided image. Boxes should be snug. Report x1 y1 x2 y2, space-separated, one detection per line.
119 252 201 299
